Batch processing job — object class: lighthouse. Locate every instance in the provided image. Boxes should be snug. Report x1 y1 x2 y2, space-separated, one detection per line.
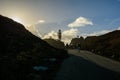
58 29 62 41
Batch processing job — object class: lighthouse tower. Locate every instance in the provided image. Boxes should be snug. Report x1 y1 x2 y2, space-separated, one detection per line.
58 29 62 41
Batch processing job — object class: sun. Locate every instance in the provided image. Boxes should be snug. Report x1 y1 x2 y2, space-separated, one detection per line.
12 17 24 24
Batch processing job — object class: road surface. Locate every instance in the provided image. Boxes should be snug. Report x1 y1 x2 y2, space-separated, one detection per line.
55 49 120 80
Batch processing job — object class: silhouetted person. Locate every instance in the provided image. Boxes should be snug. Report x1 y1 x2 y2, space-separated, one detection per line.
65 43 69 49
77 35 79 38
77 43 81 52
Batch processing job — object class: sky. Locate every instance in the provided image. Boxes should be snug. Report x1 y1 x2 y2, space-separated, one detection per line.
1 0 120 43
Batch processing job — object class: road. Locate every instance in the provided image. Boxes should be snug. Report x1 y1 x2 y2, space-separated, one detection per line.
55 49 120 80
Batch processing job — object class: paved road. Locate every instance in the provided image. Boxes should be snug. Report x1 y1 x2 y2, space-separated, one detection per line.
55 49 120 80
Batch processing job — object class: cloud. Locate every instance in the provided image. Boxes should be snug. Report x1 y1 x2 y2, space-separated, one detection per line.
62 28 78 44
42 28 78 44
81 30 112 38
81 27 120 37
68 17 93 28
38 20 45 23
43 31 58 39
117 27 120 30
27 19 78 44
26 25 42 37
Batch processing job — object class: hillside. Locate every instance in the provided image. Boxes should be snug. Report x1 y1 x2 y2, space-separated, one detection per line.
0 15 68 80
44 39 65 49
70 30 120 60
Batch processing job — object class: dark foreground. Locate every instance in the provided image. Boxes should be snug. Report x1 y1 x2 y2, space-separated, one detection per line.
55 50 120 80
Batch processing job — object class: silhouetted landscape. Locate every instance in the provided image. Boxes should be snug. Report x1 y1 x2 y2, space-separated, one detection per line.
0 15 68 80
70 30 120 61
1 0 120 80
1 14 120 80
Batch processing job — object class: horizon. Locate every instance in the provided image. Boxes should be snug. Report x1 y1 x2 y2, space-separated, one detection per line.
1 0 120 43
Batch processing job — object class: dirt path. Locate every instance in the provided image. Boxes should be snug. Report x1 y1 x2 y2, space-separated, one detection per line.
55 49 120 80
68 49 120 72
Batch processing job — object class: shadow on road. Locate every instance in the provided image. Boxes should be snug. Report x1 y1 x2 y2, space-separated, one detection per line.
55 54 120 80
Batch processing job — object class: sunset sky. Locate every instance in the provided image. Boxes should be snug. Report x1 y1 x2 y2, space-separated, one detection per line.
1 0 120 43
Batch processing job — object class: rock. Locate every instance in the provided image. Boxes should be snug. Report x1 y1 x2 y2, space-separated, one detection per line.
70 30 120 60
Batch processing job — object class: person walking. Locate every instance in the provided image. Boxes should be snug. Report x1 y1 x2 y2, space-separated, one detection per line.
77 43 81 52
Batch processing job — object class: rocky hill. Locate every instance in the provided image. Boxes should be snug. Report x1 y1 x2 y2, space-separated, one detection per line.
70 30 120 61
44 39 65 49
0 15 68 80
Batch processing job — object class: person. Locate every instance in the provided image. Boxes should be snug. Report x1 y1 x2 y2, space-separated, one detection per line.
77 43 81 52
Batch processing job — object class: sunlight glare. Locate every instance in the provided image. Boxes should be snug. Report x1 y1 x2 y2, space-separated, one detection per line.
12 17 24 24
